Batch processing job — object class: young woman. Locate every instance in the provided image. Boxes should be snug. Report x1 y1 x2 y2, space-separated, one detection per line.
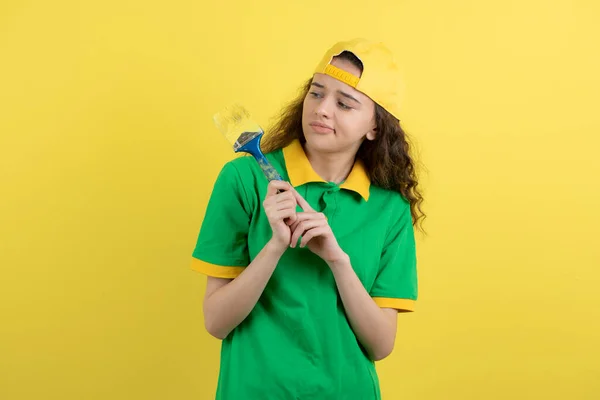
192 38 425 400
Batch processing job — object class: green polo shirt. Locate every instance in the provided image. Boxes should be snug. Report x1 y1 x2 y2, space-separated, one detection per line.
191 139 418 400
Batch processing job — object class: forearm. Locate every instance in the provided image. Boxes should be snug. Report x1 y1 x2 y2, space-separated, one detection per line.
203 240 286 339
328 256 397 361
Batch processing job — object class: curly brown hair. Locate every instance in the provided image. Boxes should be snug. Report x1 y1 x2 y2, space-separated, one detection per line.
261 52 426 232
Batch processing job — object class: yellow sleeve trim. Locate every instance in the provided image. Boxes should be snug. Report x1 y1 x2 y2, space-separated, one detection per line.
372 297 416 312
190 257 245 279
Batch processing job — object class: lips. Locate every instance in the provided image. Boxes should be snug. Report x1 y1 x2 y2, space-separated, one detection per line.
309 121 334 133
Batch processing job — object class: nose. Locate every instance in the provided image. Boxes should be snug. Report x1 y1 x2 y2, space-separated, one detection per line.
315 95 335 119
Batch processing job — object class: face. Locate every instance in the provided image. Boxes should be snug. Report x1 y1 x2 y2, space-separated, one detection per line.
302 57 377 155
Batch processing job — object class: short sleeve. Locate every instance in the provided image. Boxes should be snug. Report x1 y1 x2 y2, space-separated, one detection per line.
370 201 418 312
191 161 252 279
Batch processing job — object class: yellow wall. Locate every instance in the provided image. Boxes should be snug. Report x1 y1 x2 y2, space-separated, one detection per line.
1 1 599 399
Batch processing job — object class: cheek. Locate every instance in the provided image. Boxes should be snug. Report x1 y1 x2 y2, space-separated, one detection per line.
301 97 312 122
337 116 372 140
302 96 311 113
340 116 364 134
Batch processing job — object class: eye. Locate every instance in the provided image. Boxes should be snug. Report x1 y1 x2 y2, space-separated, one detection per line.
309 92 323 98
337 101 351 110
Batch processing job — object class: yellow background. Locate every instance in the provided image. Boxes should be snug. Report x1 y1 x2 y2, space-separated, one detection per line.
1 0 599 399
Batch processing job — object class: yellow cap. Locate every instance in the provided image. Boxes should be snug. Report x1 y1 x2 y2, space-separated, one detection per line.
314 38 403 120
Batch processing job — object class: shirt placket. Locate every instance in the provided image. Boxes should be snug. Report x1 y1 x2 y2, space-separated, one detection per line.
320 182 340 223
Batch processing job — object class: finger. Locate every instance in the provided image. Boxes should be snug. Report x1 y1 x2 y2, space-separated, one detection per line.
267 180 292 197
274 190 296 204
290 219 307 248
289 222 303 248
290 186 314 212
275 200 296 211
290 218 301 232
284 212 298 225
295 211 326 222
290 212 324 229
273 208 297 222
300 226 329 248
290 219 324 248
291 218 324 233
263 192 294 211
265 203 292 219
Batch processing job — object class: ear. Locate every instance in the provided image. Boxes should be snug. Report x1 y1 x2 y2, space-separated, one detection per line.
365 125 377 141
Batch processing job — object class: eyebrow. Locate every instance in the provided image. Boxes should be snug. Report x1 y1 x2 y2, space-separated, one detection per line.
338 90 361 104
311 82 362 105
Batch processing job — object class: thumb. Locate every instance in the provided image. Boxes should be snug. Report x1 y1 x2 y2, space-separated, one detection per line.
291 186 314 212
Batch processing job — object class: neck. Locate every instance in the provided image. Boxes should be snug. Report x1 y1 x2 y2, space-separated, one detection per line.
303 142 357 184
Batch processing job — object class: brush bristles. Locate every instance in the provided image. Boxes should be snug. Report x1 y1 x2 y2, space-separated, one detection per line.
213 103 263 148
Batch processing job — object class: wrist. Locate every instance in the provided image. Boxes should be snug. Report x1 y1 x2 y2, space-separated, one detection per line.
266 238 288 256
326 252 351 272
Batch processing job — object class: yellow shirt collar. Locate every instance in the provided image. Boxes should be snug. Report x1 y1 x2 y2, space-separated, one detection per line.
282 139 371 201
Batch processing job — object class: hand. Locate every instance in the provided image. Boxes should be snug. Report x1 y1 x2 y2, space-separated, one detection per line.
263 181 298 250
289 187 348 263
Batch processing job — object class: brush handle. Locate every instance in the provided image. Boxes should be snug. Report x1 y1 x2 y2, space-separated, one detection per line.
254 153 283 181
236 133 283 182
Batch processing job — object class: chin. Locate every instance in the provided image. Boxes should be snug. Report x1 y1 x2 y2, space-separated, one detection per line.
303 131 338 153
